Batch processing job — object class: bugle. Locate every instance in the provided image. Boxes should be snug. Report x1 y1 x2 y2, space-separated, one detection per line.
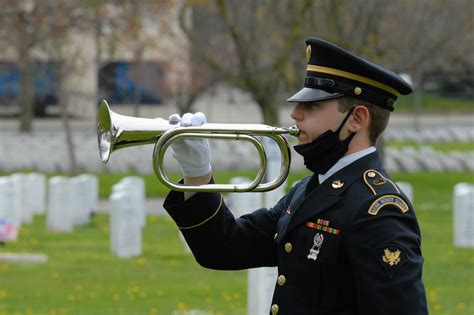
97 99 299 192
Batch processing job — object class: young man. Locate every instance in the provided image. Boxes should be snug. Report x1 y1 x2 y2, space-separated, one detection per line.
164 37 428 314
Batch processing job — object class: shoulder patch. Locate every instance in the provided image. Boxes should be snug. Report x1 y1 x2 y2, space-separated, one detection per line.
363 169 400 195
368 195 409 215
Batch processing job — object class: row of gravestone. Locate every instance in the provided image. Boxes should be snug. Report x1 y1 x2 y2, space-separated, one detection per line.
0 173 98 241
224 177 474 315
1 129 474 173
384 126 474 143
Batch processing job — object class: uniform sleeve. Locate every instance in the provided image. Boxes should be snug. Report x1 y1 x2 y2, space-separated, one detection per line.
344 196 428 315
163 187 293 270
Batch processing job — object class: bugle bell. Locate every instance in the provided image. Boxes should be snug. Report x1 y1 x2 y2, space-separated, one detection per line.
97 99 299 192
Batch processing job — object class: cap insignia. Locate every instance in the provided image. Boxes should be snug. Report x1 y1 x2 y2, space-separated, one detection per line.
354 87 362 95
306 45 311 63
368 195 409 216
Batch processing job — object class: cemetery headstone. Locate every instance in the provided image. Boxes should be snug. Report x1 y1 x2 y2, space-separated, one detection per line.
47 176 74 232
396 182 414 203
109 190 142 258
453 183 474 248
0 177 20 227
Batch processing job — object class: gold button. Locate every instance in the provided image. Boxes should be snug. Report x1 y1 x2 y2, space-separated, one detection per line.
284 242 293 253
277 275 286 286
354 87 362 95
367 171 376 178
271 304 279 315
274 233 278 240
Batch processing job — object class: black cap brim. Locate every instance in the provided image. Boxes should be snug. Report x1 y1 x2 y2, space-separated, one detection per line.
287 87 343 103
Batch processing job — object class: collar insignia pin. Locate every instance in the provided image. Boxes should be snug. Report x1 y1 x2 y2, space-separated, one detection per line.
332 180 344 189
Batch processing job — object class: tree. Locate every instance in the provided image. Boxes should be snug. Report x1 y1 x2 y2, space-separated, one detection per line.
178 0 318 125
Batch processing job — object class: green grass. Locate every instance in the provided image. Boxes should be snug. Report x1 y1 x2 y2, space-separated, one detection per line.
0 172 473 314
395 92 474 113
386 141 474 152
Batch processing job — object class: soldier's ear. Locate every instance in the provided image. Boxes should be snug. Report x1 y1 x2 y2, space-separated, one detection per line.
348 105 370 132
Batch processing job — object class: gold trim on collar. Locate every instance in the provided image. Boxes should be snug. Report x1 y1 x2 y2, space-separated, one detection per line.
178 195 223 230
306 65 400 96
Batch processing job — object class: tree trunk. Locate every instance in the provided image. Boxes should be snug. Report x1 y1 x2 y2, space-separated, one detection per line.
259 101 280 126
59 84 78 176
18 59 34 133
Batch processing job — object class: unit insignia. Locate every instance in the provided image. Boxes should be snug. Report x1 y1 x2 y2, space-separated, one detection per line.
368 195 409 215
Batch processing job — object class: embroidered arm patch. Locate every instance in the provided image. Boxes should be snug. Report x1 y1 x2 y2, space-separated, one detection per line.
376 244 408 278
368 195 409 215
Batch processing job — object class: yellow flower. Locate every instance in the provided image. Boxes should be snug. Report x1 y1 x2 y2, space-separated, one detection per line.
131 286 140 293
428 290 438 302
52 272 60 279
89 292 97 300
0 289 8 299
176 302 187 310
74 285 83 292
434 303 442 311
150 307 158 315
457 302 465 310
30 238 38 245
137 258 146 266
66 294 75 302
113 293 120 301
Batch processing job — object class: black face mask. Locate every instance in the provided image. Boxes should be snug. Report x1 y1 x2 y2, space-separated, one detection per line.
294 107 355 175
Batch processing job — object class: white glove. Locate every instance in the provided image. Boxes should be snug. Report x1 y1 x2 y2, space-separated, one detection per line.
169 112 211 177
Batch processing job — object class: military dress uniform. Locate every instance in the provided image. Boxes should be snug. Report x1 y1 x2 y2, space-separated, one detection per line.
163 38 428 314
164 151 427 314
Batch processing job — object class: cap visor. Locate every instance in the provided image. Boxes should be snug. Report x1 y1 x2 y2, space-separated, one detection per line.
287 87 342 103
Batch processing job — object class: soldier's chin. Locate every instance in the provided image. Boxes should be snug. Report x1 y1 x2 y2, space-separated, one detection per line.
297 133 310 144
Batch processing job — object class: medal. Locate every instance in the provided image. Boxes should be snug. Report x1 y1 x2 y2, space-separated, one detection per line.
307 233 324 261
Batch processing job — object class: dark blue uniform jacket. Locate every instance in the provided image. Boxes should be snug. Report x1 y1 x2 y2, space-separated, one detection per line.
164 152 428 315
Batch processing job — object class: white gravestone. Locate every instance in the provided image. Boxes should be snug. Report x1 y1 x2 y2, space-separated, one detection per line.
396 182 414 203
453 183 474 248
119 176 146 227
27 173 47 215
247 137 284 315
109 190 142 258
77 174 99 215
0 177 20 226
70 176 90 226
10 173 32 225
47 176 74 232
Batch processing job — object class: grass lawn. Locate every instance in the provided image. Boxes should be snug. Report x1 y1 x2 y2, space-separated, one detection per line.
395 93 474 113
0 172 473 314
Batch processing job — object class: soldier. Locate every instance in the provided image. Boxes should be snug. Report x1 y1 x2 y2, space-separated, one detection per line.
164 37 428 314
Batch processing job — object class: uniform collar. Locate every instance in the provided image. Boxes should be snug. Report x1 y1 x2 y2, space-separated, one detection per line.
318 146 376 184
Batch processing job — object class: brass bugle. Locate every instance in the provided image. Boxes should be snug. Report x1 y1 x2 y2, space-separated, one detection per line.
97 99 299 192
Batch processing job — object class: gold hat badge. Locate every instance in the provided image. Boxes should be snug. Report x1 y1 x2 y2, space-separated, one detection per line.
306 45 311 62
